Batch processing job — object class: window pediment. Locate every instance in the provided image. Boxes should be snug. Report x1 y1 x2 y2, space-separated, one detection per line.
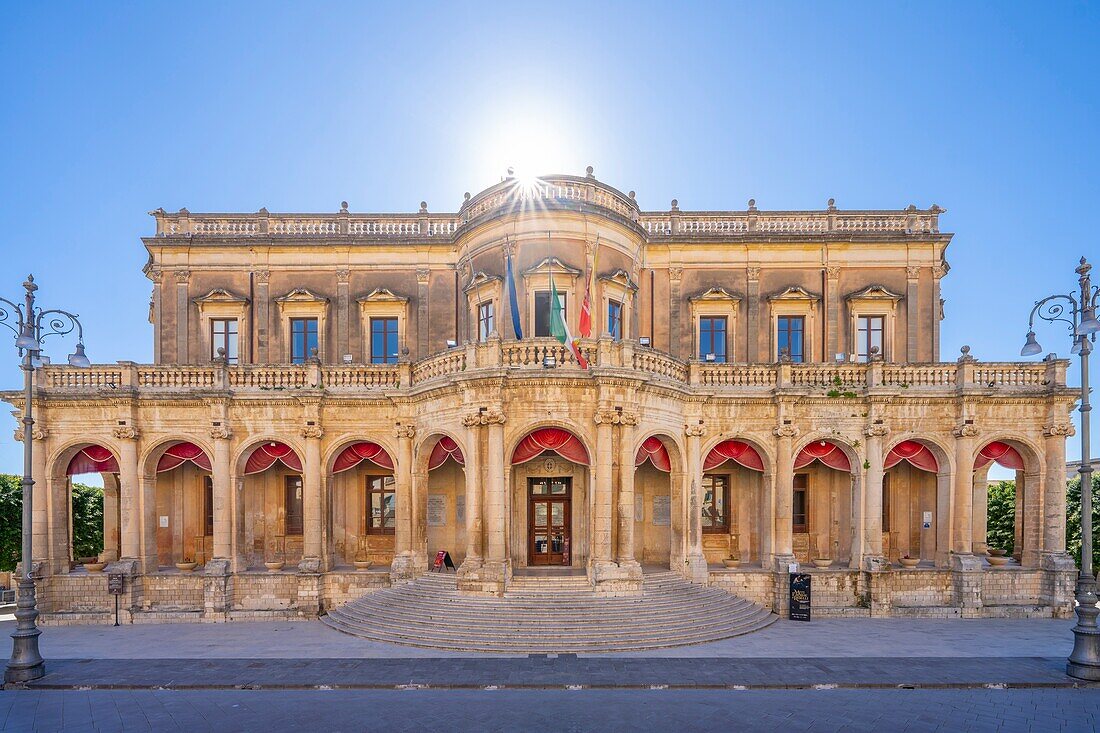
357 287 408 305
845 284 903 304
193 288 250 306
598 269 638 293
689 286 741 305
463 271 502 294
768 285 820 304
522 257 582 280
275 288 330 307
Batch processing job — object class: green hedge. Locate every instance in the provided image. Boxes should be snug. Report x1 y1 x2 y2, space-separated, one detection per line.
0 474 103 571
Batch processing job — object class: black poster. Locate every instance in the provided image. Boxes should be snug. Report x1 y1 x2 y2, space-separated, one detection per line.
789 573 811 621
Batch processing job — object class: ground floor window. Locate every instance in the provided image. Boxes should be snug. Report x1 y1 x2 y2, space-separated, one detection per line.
792 473 808 532
285 475 304 535
702 474 730 532
366 475 396 534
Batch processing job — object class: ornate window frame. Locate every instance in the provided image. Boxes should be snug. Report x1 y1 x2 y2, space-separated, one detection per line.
193 288 250 363
598 268 638 340
357 287 409 363
845 285 903 362
523 257 581 337
689 286 741 361
275 288 329 363
464 271 503 342
767 286 820 362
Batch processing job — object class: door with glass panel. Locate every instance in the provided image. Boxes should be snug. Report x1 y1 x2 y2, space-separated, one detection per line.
527 477 571 566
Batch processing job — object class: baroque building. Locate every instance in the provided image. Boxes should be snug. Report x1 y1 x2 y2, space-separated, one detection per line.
4 169 1079 626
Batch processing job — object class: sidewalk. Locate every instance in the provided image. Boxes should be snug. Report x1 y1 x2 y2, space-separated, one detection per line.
1 617 1092 691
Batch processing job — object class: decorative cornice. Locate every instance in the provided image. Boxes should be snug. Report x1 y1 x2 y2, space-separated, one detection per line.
112 426 139 440
1043 423 1076 437
300 425 324 440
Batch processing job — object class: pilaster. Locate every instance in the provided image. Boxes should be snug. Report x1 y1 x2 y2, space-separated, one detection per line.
906 266 920 361
174 270 190 363
254 270 270 362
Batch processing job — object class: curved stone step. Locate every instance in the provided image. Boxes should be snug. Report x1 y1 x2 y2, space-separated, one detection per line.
321 571 777 653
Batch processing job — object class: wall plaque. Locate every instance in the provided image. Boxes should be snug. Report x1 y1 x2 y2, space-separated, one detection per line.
634 494 644 522
652 495 671 526
456 494 465 524
427 494 447 527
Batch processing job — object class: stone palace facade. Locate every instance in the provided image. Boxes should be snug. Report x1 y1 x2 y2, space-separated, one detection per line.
4 170 1080 623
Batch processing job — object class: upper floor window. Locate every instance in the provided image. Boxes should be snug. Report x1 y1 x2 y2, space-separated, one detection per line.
777 316 805 363
290 318 318 364
793 473 808 532
699 316 727 362
285 475 304 535
366 475 396 534
702 474 730 532
534 291 564 338
210 318 239 364
371 317 399 364
478 301 495 342
607 300 623 341
857 315 885 362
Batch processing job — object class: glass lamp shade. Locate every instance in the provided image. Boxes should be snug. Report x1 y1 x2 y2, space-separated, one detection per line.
67 341 91 368
1020 331 1043 357
1071 338 1083 355
15 328 39 351
1077 308 1100 335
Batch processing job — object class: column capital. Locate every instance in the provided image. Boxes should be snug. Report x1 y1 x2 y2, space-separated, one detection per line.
594 408 638 425
254 269 271 284
952 423 980 438
416 268 431 285
747 266 761 281
863 424 890 438
684 422 707 437
906 265 921 280
13 427 48 442
393 423 416 439
112 426 139 440
173 269 191 284
336 268 351 284
668 265 683 282
931 264 949 280
299 425 325 440
209 425 232 440
773 424 800 438
1043 423 1075 437
462 409 505 426
825 265 841 279
146 268 163 284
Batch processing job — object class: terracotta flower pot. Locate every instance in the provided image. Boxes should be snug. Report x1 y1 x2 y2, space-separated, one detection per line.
722 558 740 569
175 562 198 573
265 561 285 572
812 558 833 569
987 556 1010 567
899 557 920 569
988 548 1007 557
83 562 107 573
353 560 373 570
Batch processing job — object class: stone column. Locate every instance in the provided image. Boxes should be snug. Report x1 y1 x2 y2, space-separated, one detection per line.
773 425 798 563
952 424 979 555
484 411 507 577
683 423 708 582
460 419 483 569
24 427 51 570
174 270 190 364
1043 423 1073 554
101 473 120 562
390 423 416 581
747 267 761 362
115 427 147 568
210 427 233 562
972 475 989 555
862 425 888 570
254 270 270 362
299 425 323 573
593 415 615 571
906 266 920 362
617 418 638 567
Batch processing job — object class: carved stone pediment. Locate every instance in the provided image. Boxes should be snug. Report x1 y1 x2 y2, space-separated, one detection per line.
193 288 250 306
275 288 329 305
845 284 903 303
689 286 741 305
767 285 820 303
356 287 408 305
463 271 502 294
597 269 638 293
522 257 582 279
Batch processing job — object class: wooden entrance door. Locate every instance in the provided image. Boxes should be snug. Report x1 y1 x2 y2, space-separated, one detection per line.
528 477 571 566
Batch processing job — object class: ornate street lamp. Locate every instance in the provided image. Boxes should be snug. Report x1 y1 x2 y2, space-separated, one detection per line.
1020 257 1100 680
1 275 90 683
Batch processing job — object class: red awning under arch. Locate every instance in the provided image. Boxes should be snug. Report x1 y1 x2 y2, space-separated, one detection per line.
974 441 1025 471
703 440 765 472
156 442 212 473
244 442 303 475
636 437 672 472
428 436 464 471
67 445 119 475
332 441 394 473
512 428 590 466
885 440 939 473
794 441 851 472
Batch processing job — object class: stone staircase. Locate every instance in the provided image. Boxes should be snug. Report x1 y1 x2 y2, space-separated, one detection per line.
321 569 776 653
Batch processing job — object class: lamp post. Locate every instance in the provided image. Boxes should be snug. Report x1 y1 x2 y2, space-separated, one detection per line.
1 275 91 684
1020 256 1100 680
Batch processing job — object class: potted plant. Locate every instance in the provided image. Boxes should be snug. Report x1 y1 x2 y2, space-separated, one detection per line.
899 555 920 569
722 553 740 569
175 557 198 573
812 557 833 569
988 548 1007 557
83 557 107 573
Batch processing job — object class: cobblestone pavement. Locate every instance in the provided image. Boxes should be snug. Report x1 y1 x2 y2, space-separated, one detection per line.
2 688 1098 732
1 617 1076 659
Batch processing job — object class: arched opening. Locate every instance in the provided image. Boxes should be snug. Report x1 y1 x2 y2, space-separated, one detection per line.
633 435 684 569
418 434 466 566
702 439 766 566
883 439 949 566
793 439 857 566
59 444 120 572
329 440 395 568
973 440 1032 566
510 427 590 569
146 441 212 569
239 441 304 570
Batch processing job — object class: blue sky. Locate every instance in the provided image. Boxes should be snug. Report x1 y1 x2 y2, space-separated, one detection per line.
0 2 1097 479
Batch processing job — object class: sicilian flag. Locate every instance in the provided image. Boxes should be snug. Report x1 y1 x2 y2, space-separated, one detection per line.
506 249 523 340
578 234 599 339
549 267 588 368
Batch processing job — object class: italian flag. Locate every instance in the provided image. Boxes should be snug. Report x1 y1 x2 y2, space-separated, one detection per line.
550 270 588 368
